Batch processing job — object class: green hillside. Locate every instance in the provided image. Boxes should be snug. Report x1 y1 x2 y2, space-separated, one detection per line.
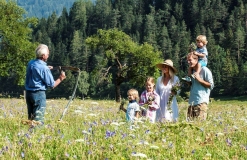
17 0 78 18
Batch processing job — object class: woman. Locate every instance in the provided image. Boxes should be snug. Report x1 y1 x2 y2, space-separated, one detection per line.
155 59 180 122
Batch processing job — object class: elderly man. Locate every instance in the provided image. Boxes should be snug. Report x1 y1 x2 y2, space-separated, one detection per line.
186 51 214 121
25 44 66 124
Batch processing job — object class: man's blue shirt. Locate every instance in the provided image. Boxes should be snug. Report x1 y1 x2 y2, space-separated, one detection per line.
25 59 55 91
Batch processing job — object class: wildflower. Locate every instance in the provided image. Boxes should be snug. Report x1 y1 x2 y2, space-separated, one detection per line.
122 133 127 139
131 152 147 158
168 142 173 148
87 113 97 117
141 93 156 111
150 145 159 149
25 133 31 139
109 144 114 149
65 153 70 157
74 110 84 114
205 153 211 157
191 149 196 154
82 130 91 135
215 132 224 136
21 151 25 158
68 140 71 145
75 139 84 142
226 138 232 146
137 140 149 145
105 130 116 139
145 130 150 134
110 122 120 126
167 82 180 108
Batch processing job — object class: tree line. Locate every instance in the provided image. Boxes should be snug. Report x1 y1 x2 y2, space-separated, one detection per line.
1 0 247 100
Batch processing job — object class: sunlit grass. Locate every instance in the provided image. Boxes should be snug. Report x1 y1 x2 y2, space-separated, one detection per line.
0 98 246 159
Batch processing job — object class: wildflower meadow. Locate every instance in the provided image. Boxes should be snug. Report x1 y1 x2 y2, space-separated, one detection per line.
0 97 246 159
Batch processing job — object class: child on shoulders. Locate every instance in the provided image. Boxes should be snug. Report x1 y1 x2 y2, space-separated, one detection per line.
183 35 208 82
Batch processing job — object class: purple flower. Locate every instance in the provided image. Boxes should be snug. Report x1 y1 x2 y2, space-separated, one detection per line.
191 149 196 154
122 133 127 139
226 138 232 146
145 130 150 134
105 130 116 139
65 153 70 157
25 133 31 139
168 142 173 148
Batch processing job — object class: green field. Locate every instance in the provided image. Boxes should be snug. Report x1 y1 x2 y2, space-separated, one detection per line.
0 98 246 159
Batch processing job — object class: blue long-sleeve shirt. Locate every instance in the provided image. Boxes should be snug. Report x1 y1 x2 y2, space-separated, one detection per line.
25 59 55 91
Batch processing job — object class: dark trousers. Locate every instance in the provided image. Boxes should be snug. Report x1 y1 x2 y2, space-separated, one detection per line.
25 90 46 123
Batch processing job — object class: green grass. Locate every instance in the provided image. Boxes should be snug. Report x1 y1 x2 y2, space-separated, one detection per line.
0 98 246 159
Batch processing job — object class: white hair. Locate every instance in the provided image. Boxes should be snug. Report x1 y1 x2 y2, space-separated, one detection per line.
35 44 49 58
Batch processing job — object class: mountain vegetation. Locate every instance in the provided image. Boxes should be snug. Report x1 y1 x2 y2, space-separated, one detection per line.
1 0 247 100
17 0 78 18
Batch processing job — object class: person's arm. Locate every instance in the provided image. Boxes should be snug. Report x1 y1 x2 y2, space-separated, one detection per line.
194 52 205 58
193 70 213 89
135 104 141 118
139 92 146 106
53 71 66 88
119 103 127 113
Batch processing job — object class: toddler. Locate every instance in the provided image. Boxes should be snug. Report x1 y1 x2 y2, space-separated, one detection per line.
120 89 140 122
183 35 208 82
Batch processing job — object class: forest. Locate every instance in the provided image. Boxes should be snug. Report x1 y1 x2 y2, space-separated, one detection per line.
1 0 247 100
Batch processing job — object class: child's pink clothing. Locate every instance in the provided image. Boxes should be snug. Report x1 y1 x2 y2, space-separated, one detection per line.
139 90 160 123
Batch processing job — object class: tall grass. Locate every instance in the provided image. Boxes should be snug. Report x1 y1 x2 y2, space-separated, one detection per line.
0 98 246 159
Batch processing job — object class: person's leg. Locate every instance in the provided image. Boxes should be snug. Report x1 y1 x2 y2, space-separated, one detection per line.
192 63 201 78
187 105 193 120
198 103 208 120
26 91 36 120
32 91 46 123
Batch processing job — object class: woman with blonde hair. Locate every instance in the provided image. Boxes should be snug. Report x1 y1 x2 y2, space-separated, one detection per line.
155 59 180 122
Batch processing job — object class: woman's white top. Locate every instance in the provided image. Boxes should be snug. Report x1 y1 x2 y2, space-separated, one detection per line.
155 75 180 122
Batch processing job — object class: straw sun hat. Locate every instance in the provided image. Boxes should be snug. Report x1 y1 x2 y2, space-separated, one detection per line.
156 59 177 73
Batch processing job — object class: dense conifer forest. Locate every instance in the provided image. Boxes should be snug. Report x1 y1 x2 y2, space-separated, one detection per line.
1 0 247 100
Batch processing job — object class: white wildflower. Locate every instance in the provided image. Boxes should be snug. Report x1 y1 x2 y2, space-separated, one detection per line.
75 139 84 142
131 152 147 158
91 102 99 105
110 122 120 126
82 130 91 135
74 110 84 114
150 145 159 149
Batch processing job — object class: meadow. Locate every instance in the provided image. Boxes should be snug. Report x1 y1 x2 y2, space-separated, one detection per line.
0 97 246 159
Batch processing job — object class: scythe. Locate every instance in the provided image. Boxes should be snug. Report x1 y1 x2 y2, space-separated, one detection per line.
52 66 81 122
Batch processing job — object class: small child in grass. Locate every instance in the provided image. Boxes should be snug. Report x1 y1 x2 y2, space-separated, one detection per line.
119 89 140 122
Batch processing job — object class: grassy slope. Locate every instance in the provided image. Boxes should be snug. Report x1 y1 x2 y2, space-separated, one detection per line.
0 98 246 159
